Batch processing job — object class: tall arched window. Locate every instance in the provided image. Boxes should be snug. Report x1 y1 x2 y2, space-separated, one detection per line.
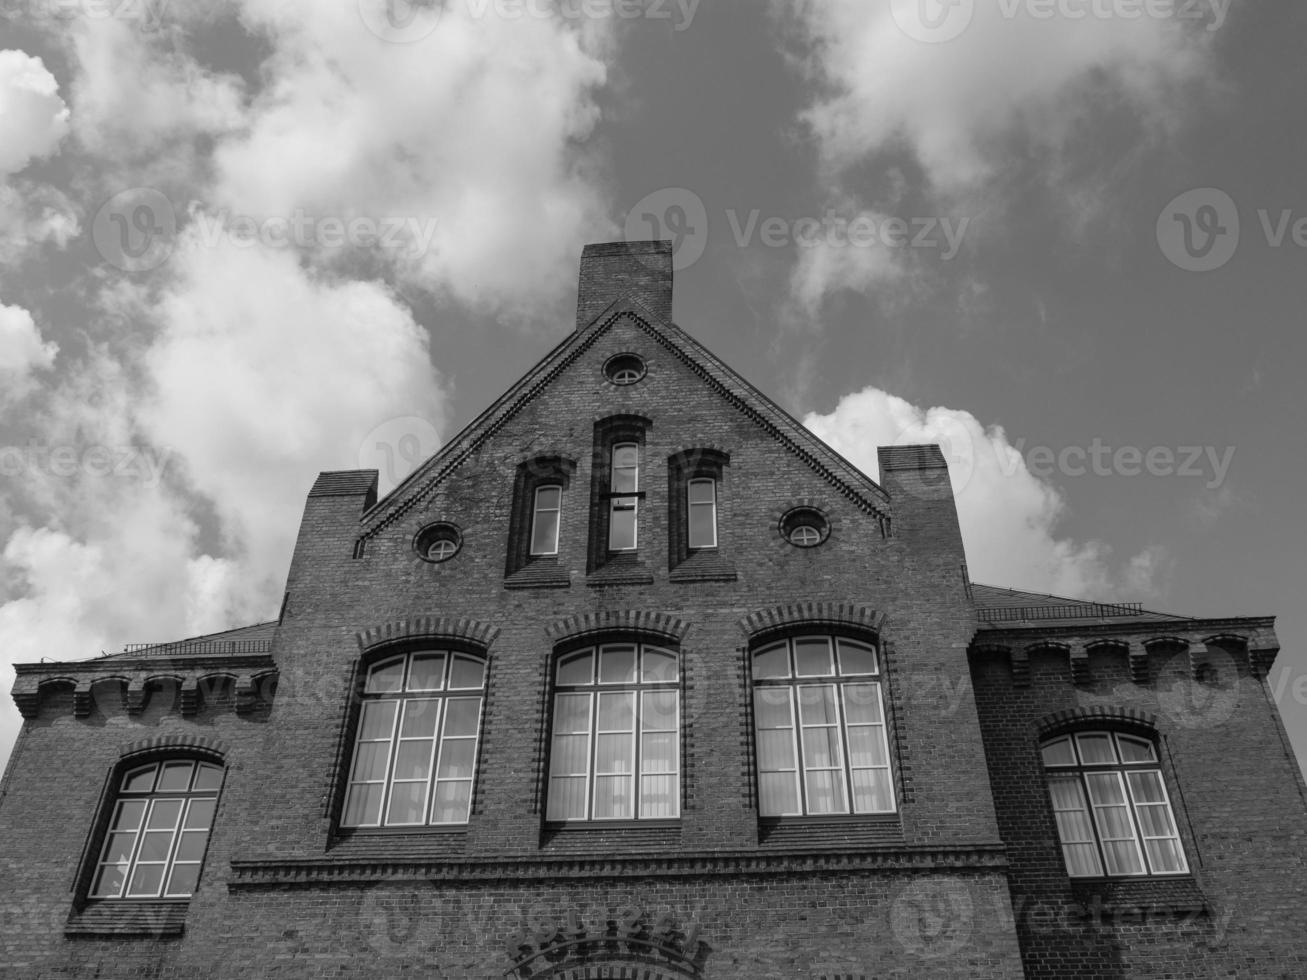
546 642 679 821
342 650 486 828
1041 730 1187 877
752 635 894 817
90 758 223 899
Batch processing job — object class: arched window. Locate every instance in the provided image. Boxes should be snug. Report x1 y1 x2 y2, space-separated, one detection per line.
546 642 679 821
1041 730 1187 877
90 758 223 899
342 650 486 828
752 635 894 817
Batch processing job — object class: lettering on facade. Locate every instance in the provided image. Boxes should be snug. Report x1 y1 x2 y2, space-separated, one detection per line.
504 907 704 977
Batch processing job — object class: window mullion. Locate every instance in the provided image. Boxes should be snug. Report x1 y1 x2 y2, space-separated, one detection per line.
585 691 597 821
791 685 809 816
119 799 149 899
423 697 446 826
380 696 404 827
1081 772 1114 878
631 684 642 819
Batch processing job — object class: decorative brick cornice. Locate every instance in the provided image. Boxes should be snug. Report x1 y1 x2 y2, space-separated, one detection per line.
119 733 230 761
545 611 692 646
228 844 1008 890
355 617 500 652
1035 706 1160 738
738 603 884 641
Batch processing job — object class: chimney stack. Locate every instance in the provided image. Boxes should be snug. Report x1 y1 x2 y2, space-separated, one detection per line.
575 240 673 331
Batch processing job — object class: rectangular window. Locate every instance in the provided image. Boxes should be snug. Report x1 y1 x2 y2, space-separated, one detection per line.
608 443 639 551
687 478 717 549
530 485 562 556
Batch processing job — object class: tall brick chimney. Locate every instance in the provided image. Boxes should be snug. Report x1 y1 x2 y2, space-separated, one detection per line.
576 240 673 331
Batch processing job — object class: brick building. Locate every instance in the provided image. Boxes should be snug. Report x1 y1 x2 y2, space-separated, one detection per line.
2 240 1305 979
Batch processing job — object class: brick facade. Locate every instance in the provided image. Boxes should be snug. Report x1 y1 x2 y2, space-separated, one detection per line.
1 241 1302 979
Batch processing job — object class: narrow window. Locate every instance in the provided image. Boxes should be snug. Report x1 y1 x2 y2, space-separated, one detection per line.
608 443 639 552
342 651 486 828
546 642 680 821
687 478 717 549
1041 731 1188 877
90 759 223 900
752 636 893 817
530 485 562 556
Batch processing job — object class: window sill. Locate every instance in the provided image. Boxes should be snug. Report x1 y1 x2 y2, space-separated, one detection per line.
669 550 737 583
65 900 188 937
329 826 469 859
757 813 904 848
504 558 571 590
586 554 654 587
540 820 682 853
1067 874 1207 918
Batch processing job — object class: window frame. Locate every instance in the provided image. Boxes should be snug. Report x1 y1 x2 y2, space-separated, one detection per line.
607 442 641 552
587 416 651 575
1041 729 1189 879
340 649 487 830
751 634 895 819
529 484 563 557
506 455 575 581
686 477 717 550
545 641 681 824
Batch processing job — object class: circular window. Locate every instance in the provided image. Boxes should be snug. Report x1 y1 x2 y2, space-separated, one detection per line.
414 523 462 563
779 507 829 548
603 353 646 386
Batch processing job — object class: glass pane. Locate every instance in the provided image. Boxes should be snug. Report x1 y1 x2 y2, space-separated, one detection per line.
598 646 637 684
595 733 634 774
431 780 471 823
121 765 157 794
553 693 591 734
1085 772 1128 808
760 772 800 816
688 502 715 548
1134 803 1174 839
593 775 632 819
550 734 590 776
754 688 793 729
184 798 216 830
847 726 888 768
804 770 847 814
641 774 677 817
536 485 561 510
641 732 676 773
597 692 635 731
557 652 593 686
1145 838 1186 873
794 637 834 677
407 654 446 692
342 783 384 826
758 730 796 770
92 864 127 898
1041 737 1076 767
802 727 842 769
192 763 223 792
102 831 137 865
352 742 391 783
366 657 405 694
174 830 209 862
137 830 174 862
1064 842 1104 877
609 506 637 551
164 863 200 897
393 741 434 781
127 863 165 897
611 445 638 491
443 698 481 737
359 700 398 740
851 768 894 812
1117 735 1157 764
449 656 485 690
688 479 714 504
1102 840 1145 876
400 699 441 739
797 685 839 726
1126 770 1167 805
156 762 193 792
113 799 148 832
842 684 882 725
547 776 587 820
753 644 789 679
531 505 560 555
437 740 476 779
641 649 677 683
837 639 877 675
642 691 678 732
1076 733 1117 765
147 799 182 830
385 782 427 825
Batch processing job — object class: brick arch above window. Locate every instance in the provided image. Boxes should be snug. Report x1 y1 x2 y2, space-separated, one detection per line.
117 733 230 763
738 602 884 642
545 610 692 647
354 616 500 653
1036 705 1161 740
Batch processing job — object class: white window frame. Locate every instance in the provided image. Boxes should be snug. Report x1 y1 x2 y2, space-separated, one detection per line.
608 442 640 552
529 484 562 556
686 477 717 549
1041 730 1188 878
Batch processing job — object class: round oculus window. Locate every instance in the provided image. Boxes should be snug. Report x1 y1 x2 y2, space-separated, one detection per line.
414 523 462 563
779 507 829 548
603 353 646 386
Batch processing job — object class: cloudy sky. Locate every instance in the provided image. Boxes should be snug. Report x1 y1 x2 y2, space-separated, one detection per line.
1 0 1304 777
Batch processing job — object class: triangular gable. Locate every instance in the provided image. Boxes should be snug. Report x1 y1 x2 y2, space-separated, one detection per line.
357 294 891 545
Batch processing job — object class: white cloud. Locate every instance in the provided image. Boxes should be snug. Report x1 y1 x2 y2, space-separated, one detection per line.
804 385 1163 600
0 300 58 398
0 50 70 177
